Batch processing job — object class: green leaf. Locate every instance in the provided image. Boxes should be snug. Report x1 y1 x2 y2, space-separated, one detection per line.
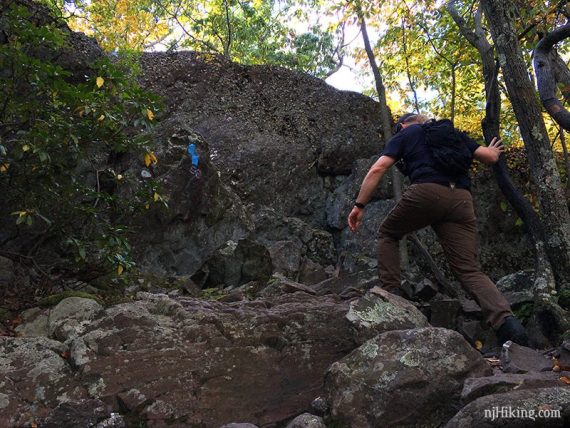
500 201 508 212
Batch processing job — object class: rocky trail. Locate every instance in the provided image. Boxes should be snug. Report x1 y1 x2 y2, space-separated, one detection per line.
1 2 570 426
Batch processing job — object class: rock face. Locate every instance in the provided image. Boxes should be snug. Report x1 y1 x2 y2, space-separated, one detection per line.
139 51 383 226
2 294 365 427
125 117 254 275
324 327 492 427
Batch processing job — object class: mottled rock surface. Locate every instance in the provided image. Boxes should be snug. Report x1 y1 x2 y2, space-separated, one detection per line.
346 287 429 343
285 413 326 428
324 327 492 428
2 293 369 427
462 372 567 403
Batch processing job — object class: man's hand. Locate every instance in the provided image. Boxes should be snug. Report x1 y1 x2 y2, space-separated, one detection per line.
488 136 504 155
473 137 504 165
348 206 364 232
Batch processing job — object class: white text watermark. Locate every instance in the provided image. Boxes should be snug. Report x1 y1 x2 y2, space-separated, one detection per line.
484 406 561 421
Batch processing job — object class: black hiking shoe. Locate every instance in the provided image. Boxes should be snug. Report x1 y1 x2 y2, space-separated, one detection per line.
496 316 529 347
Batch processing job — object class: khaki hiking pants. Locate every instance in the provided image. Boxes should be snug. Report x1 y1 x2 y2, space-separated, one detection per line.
378 182 512 330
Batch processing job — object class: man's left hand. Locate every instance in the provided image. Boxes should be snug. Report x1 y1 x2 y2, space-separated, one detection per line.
348 207 364 232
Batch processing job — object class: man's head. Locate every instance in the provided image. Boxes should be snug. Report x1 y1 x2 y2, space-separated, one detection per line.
395 113 428 133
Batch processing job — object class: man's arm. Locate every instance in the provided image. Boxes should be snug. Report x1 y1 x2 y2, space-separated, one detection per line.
473 137 504 165
348 155 396 232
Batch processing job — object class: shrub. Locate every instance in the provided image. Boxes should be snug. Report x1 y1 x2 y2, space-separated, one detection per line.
0 1 162 275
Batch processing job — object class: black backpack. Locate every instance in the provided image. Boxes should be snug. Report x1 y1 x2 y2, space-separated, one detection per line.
422 119 473 177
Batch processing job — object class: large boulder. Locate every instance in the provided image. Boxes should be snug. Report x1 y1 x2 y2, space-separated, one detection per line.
324 327 492 427
139 51 384 226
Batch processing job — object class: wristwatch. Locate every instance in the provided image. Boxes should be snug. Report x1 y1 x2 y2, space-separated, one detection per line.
354 202 365 209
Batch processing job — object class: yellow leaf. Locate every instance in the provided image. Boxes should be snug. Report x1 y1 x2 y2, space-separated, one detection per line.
98 114 105 122
144 152 157 167
96 76 105 88
145 204 150 209
22 144 30 152
146 109 154 121
475 340 483 350
153 192 160 202
117 265 124 275
0 163 9 173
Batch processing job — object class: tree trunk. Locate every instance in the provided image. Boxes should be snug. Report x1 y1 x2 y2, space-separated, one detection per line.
358 9 409 269
446 0 555 289
534 24 570 131
481 0 570 288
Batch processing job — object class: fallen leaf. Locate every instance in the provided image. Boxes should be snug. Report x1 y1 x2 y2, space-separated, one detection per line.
144 152 157 167
96 76 104 88
475 340 483 350
559 376 570 385
117 265 124 275
146 109 154 121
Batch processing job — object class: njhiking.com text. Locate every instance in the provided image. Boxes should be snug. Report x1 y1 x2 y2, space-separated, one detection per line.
484 406 561 422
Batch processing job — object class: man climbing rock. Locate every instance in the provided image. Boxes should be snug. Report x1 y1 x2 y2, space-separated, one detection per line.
347 113 528 346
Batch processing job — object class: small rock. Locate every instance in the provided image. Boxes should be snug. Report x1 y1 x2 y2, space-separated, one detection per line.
462 372 564 403
15 307 49 337
500 341 554 373
285 413 326 428
310 396 329 416
556 339 570 370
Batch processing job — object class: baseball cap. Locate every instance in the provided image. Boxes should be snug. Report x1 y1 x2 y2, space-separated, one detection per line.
394 113 417 133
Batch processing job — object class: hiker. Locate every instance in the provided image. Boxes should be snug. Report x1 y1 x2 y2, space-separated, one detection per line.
347 113 528 346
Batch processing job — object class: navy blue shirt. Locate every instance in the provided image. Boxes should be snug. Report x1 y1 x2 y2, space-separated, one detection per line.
381 124 479 191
